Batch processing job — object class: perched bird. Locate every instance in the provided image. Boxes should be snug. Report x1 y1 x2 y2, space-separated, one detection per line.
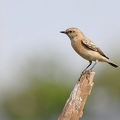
60 28 118 74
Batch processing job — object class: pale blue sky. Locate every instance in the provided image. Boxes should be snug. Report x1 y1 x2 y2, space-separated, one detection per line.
0 0 120 92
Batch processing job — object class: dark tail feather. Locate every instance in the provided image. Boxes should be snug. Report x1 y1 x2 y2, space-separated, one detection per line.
108 62 119 68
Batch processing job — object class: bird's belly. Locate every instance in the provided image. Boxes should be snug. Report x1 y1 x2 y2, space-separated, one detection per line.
74 48 104 61
78 49 96 61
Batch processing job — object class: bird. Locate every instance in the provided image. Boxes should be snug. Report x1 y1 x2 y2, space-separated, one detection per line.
60 27 118 74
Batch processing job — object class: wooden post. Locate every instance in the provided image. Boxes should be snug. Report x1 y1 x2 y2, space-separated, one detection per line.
58 71 95 120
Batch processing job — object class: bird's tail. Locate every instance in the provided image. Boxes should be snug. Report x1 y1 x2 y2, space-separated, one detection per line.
107 61 118 68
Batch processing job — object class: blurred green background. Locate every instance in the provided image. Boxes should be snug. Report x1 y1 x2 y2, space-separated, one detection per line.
0 0 120 120
1 59 120 120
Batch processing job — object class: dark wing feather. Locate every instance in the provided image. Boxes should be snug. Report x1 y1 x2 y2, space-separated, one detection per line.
82 39 109 59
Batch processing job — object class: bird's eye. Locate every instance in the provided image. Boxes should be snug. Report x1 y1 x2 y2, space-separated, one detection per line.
69 30 72 33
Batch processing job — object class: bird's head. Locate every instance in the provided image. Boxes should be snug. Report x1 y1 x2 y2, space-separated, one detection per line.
60 28 85 40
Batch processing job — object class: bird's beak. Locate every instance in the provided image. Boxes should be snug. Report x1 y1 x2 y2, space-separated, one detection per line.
60 31 66 34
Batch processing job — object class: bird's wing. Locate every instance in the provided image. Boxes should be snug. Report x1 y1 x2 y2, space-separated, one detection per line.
82 39 109 59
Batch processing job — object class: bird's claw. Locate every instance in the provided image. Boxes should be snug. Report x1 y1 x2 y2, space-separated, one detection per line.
78 69 92 81
78 70 87 80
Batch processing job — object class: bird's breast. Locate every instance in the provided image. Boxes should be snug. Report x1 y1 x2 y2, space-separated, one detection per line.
71 40 88 58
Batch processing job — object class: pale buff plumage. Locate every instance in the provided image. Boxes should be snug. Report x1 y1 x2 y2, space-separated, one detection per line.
60 28 118 73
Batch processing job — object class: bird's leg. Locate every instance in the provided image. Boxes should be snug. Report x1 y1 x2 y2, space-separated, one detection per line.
81 61 92 74
88 60 98 72
84 60 98 81
79 61 92 80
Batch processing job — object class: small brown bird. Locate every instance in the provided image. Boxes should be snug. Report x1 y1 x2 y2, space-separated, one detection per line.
60 28 118 73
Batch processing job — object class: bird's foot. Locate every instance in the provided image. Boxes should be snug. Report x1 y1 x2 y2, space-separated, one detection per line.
86 69 93 80
78 70 87 81
87 69 92 73
78 70 92 81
